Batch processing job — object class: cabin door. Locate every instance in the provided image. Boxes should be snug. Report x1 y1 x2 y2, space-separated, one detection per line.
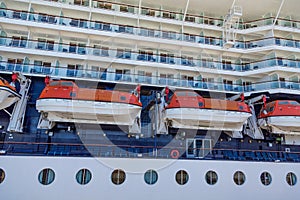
186 139 212 158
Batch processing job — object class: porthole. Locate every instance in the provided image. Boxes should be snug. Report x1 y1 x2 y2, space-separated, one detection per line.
0 168 5 184
76 169 92 185
286 172 297 186
233 171 246 185
38 168 55 185
144 169 158 185
175 170 189 185
260 172 272 186
111 169 126 185
205 170 218 185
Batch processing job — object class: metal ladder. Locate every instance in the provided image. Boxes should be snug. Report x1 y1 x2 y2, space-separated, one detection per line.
223 5 242 48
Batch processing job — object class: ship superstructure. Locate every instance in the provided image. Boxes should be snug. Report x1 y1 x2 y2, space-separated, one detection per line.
0 0 300 200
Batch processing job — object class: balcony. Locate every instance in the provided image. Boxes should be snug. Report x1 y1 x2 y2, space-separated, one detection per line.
1 8 300 52
1 59 300 94
1 36 300 75
34 0 300 31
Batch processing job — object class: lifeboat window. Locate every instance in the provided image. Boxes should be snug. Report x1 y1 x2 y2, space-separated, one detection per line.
61 82 74 87
278 101 289 105
286 172 297 186
290 101 299 105
144 169 158 185
70 92 76 97
265 106 274 113
175 170 189 185
187 92 198 96
38 168 55 185
176 92 187 96
49 81 60 86
0 168 5 184
205 170 218 185
233 171 246 185
76 169 92 185
120 96 126 101
111 169 126 185
260 172 272 186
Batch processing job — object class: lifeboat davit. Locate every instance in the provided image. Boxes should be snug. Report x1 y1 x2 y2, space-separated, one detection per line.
0 76 21 110
164 91 251 131
258 100 300 134
36 80 142 126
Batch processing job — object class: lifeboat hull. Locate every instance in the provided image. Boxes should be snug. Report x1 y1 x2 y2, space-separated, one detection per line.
36 99 142 125
258 116 300 134
165 108 251 131
0 86 21 110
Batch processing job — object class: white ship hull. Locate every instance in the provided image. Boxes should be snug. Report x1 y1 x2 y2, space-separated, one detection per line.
36 99 141 125
0 156 299 200
165 108 251 131
0 86 20 110
258 116 300 134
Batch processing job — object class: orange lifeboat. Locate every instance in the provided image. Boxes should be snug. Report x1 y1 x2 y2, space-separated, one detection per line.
36 80 142 127
258 100 300 134
0 76 21 110
164 91 251 131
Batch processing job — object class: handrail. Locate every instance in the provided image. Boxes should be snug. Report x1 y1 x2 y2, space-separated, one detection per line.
1 60 300 93
41 0 300 28
0 35 299 68
1 8 300 51
1 141 300 162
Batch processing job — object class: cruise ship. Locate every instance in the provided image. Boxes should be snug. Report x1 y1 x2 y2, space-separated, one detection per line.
0 0 300 199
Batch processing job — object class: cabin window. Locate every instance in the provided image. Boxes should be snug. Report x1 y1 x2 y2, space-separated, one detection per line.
76 169 92 185
70 92 76 97
38 168 55 185
37 38 46 49
111 169 126 185
0 168 5 184
269 107 274 112
290 101 300 105
120 6 128 12
205 170 218 185
144 169 158 185
120 96 126 101
175 170 189 185
286 172 297 186
233 171 246 185
260 172 272 186
185 16 195 22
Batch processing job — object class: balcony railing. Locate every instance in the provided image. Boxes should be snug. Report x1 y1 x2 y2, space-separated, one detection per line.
1 36 300 74
1 60 300 93
1 141 300 162
40 0 300 30
1 8 300 51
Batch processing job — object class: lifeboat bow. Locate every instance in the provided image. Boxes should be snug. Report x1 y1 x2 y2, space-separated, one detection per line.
0 75 21 110
258 100 300 135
